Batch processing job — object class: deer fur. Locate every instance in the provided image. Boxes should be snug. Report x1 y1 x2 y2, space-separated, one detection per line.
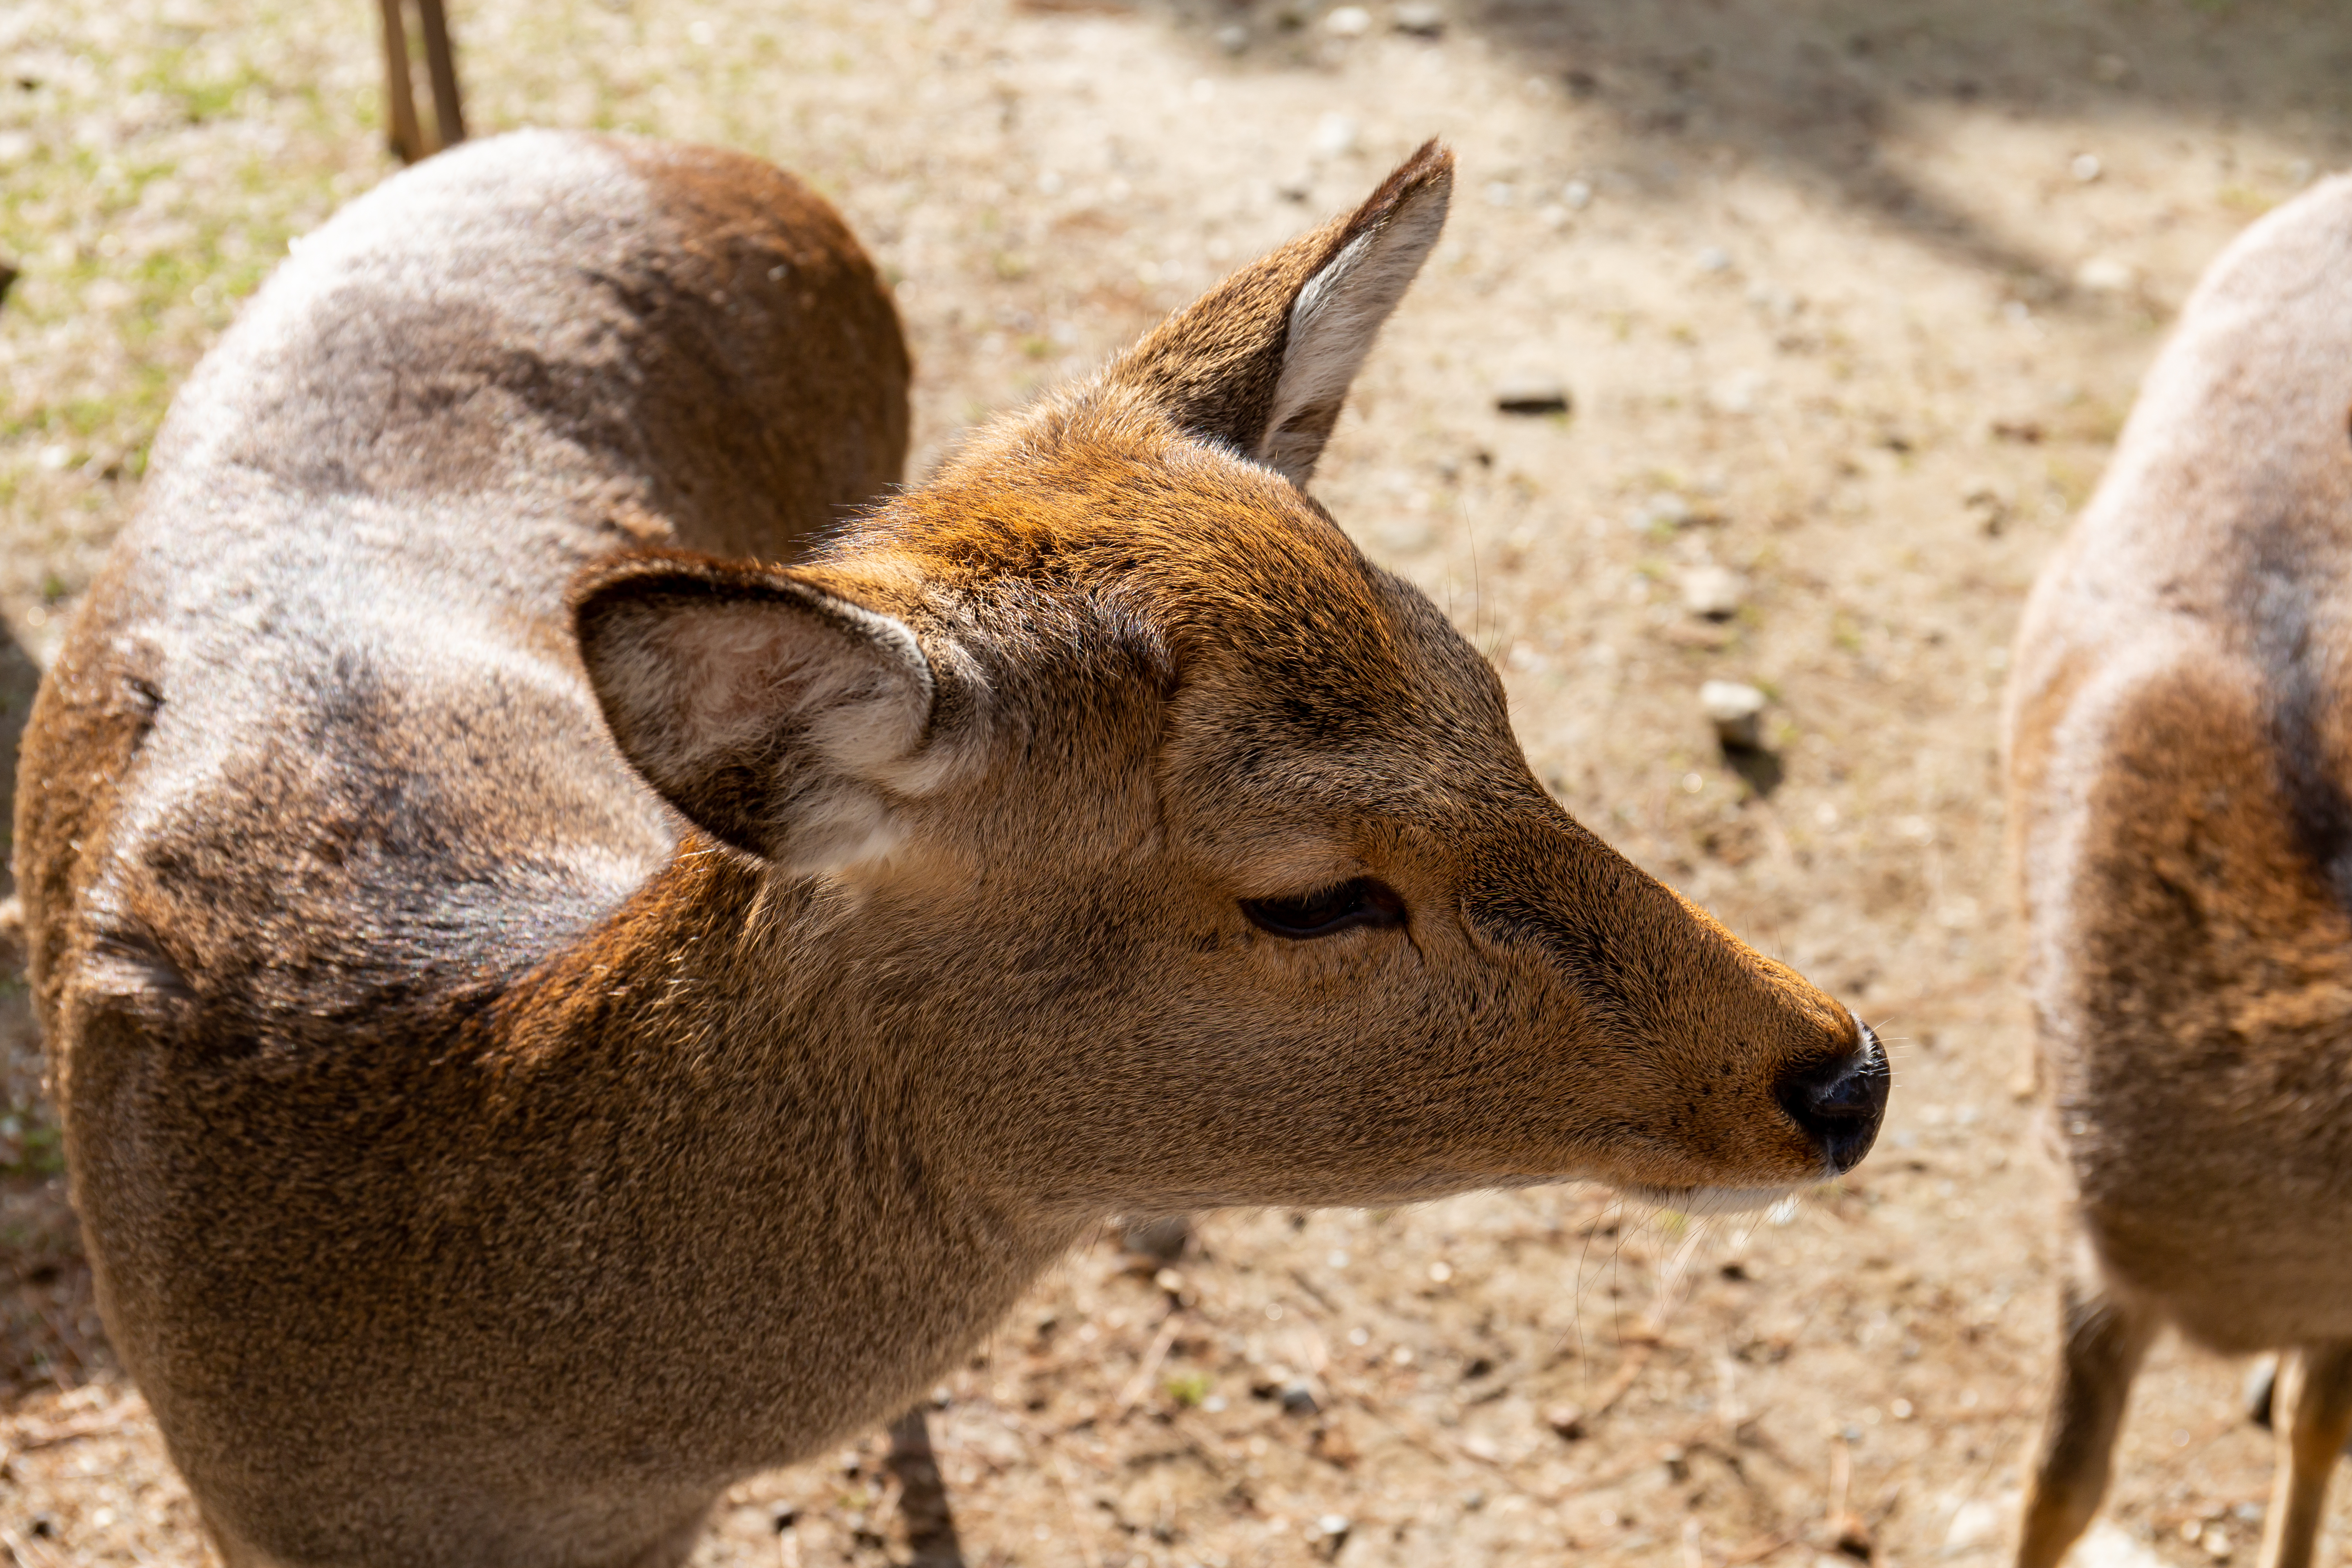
15 130 1885 1568
2007 175 2352 1568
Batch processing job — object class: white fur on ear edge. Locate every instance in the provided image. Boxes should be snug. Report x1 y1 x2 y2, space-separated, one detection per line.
1258 178 1450 485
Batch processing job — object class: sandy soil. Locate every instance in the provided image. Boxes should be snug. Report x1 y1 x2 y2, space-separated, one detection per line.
2 0 2350 1563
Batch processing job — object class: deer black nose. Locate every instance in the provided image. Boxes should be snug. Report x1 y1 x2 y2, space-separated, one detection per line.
1774 1024 1889 1174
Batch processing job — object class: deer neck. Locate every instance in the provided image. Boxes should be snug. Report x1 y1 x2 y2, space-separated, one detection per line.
466 844 1089 1438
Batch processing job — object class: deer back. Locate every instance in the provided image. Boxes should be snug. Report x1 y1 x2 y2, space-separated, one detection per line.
2005 174 2352 1349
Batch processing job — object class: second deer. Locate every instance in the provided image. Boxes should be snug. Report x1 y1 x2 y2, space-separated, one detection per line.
2009 174 2352 1568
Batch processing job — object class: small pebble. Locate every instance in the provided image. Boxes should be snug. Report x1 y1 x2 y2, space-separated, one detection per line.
1215 21 1250 51
1700 679 1768 749
2076 255 2134 293
1280 1379 1321 1416
1312 111 1359 158
1391 1 1444 35
1944 1499 2000 1552
2071 152 2103 182
2074 1523 2169 1568
1563 178 1592 209
1696 245 1732 272
1494 378 1570 416
1323 4 1372 36
1680 564 1743 621
1544 1403 1587 1439
1311 1514 1352 1541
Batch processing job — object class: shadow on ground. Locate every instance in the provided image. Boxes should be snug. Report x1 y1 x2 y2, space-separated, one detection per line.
0 625 102 1404
1140 0 2352 287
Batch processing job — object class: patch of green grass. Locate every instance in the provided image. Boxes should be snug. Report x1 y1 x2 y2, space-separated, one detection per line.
1163 1371 1211 1408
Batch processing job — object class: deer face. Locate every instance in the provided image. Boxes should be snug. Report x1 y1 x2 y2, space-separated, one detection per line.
575 143 1884 1214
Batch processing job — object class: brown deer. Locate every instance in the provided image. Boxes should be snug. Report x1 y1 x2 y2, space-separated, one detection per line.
2008 174 2352 1568
13 131 1886 1568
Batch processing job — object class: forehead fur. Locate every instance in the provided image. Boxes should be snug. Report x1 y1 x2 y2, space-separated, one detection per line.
813 383 1530 822
831 389 1441 702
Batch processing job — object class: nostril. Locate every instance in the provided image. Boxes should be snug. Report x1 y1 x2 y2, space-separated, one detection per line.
1774 1032 1890 1174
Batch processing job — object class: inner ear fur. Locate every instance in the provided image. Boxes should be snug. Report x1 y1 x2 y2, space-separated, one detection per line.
1105 138 1453 486
571 551 937 871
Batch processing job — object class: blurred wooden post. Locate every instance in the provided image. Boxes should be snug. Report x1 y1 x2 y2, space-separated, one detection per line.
377 0 425 163
414 0 466 148
378 0 465 164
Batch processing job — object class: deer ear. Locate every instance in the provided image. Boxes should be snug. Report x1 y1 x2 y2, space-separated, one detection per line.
1107 139 1452 486
572 553 939 873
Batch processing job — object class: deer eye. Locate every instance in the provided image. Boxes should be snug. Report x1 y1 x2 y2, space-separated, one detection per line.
1241 878 1407 939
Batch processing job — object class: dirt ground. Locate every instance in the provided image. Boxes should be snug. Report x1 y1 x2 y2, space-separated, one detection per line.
2 0 2351 1563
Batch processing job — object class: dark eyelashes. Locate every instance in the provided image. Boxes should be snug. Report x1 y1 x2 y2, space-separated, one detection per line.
1241 877 1407 939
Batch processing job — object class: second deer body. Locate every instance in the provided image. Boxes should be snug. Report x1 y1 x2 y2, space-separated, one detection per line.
2009 175 2352 1568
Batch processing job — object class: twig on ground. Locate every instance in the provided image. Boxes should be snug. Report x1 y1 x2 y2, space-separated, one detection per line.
1114 1312 1183 1414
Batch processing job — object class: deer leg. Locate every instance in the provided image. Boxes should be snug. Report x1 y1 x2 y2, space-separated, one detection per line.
886 1406 968 1568
2016 1270 2158 1568
2256 1342 2352 1568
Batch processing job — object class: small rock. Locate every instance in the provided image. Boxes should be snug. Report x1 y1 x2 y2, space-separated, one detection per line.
1963 482 2013 536
1829 1510 1872 1559
1543 1403 1587 1440
1392 1 1444 34
1215 21 1250 51
1696 245 1732 272
1627 491 1703 533
1322 4 1372 36
1494 378 1571 416
1562 178 1593 209
1275 172 1316 203
2091 53 2130 84
1680 564 1743 621
2076 255 2134 293
1152 1267 1185 1295
2071 152 2103 183
1280 1379 1321 1416
2075 1523 2169 1568
1311 1419 1361 1466
2201 1528 2232 1561
1710 370 1764 414
1944 1499 2000 1552
771 1504 801 1533
1700 679 1768 749
1311 111 1359 158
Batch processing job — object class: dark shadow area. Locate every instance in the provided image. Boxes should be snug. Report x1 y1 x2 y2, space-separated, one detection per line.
0 626 101 1403
885 1407 970 1568
1136 0 2352 290
1724 741 1785 799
